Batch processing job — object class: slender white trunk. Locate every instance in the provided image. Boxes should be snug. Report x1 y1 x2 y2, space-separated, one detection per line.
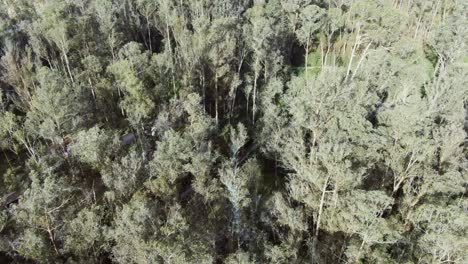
427 0 441 38
351 40 373 80
345 26 360 81
147 16 152 52
165 19 176 96
88 77 96 100
320 39 324 68
252 59 259 124
305 36 310 87
62 45 74 84
413 15 423 39
215 71 219 124
201 70 206 112
315 176 330 237
355 239 366 262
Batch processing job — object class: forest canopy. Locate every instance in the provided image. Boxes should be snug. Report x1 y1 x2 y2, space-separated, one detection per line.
0 0 467 263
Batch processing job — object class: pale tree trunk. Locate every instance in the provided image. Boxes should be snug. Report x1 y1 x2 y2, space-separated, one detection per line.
88 77 96 100
413 15 423 39
309 129 317 164
351 40 373 80
426 0 441 39
231 52 244 117
20 137 37 162
215 70 219 124
252 55 261 124
355 239 366 262
345 26 361 82
109 30 116 61
325 33 332 68
147 16 152 52
310 175 331 262
44 213 60 256
341 30 347 58
201 69 206 112
393 152 417 194
165 18 177 97
252 69 258 124
230 74 240 120
315 175 330 237
47 226 59 255
61 43 74 84
238 48 246 73
320 38 324 68
305 35 310 87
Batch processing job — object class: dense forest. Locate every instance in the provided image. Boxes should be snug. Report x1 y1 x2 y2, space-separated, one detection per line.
0 0 467 263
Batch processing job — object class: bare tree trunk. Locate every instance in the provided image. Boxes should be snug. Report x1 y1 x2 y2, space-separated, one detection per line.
413 15 423 39
345 26 360 82
252 69 258 124
325 33 332 67
305 36 310 87
315 176 330 237
201 69 206 112
320 38 324 68
351 40 373 80
62 45 74 84
147 16 152 52
215 70 219 124
427 0 441 39
238 48 246 73
355 239 366 262
88 77 96 100
230 74 240 121
46 223 59 255
165 19 177 97
393 152 416 194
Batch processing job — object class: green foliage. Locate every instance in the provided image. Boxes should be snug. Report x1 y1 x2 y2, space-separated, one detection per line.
73 126 119 169
110 192 155 263
108 42 155 125
269 192 307 232
16 229 52 262
0 210 7 232
225 250 255 264
102 150 145 199
147 93 219 201
0 0 466 263
0 111 18 150
296 4 325 45
26 67 87 141
412 201 468 262
63 206 106 256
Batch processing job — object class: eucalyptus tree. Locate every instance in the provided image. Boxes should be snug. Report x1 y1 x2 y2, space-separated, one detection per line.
245 2 282 123
26 67 88 143
90 0 122 60
153 0 179 95
280 0 313 60
135 0 157 52
219 123 262 250
73 126 120 170
147 93 219 202
108 42 156 127
63 205 107 262
29 0 76 83
0 42 36 112
14 170 78 261
295 4 325 82
0 0 466 263
259 64 396 260
206 18 237 123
